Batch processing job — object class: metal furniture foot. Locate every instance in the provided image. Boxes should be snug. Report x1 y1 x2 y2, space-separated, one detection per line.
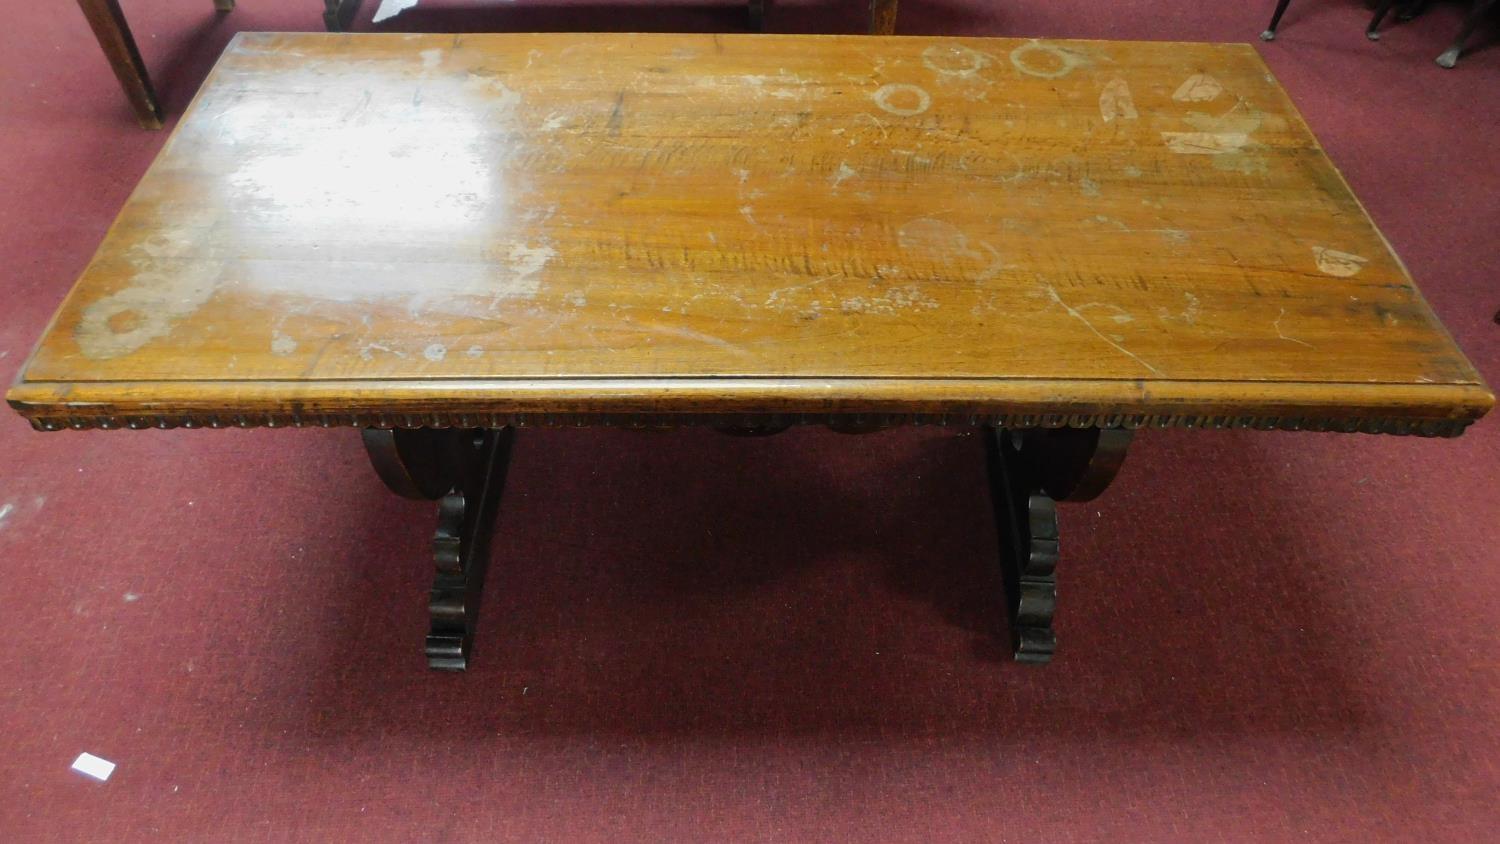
1368 0 1397 39
1261 0 1292 40
363 427 515 671
1436 0 1496 67
984 426 1132 664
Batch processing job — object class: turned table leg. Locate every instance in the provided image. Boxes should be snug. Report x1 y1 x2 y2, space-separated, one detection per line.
985 426 1133 663
363 427 515 671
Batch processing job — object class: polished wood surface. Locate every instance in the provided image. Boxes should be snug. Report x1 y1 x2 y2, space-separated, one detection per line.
8 33 1491 433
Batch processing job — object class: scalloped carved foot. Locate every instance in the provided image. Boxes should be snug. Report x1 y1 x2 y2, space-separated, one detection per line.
985 426 1133 664
363 427 514 671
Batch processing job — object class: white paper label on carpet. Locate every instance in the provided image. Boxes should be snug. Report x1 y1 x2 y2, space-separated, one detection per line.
372 0 419 23
71 753 116 782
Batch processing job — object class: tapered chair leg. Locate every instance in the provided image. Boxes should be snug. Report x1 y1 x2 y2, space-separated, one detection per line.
1437 0 1497 68
76 0 161 129
1261 0 1293 40
1367 0 1399 39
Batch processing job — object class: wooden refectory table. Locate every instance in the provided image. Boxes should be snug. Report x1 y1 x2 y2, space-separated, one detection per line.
8 32 1490 670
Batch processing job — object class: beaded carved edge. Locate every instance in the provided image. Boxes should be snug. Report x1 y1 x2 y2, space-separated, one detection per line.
15 410 1473 437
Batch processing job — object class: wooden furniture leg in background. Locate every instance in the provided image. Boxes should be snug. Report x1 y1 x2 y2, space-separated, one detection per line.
77 0 235 129
363 427 515 671
870 0 898 34
985 427 1133 663
324 0 363 31
76 0 161 128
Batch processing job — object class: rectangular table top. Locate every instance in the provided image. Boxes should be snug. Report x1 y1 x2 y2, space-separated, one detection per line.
7 32 1491 435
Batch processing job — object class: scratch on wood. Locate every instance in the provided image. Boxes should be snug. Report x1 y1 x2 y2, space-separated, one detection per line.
607 92 626 136
1275 308 1315 348
1046 286 1162 375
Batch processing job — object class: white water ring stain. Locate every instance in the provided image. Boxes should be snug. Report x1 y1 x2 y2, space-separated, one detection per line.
872 83 931 117
921 44 990 78
1009 42 1083 79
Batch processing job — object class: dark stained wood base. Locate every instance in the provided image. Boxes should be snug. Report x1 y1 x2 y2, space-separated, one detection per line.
984 426 1133 663
363 425 1126 670
363 427 514 671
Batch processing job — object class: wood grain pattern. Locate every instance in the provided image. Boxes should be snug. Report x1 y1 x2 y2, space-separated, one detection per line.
7 33 1491 433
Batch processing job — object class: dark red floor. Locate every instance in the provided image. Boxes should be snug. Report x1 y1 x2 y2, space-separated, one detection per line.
2 1 1498 840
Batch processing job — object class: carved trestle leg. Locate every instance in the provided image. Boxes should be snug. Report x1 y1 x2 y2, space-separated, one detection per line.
362 427 514 671
984 426 1133 664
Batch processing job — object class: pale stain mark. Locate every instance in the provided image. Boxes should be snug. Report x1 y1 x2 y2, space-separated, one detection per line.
1173 73 1224 102
271 331 298 356
424 343 447 362
419 48 442 69
921 44 992 78
1009 42 1085 79
830 162 858 189
840 285 940 315
1161 131 1249 155
1312 247 1368 278
872 83 931 117
1157 292 1200 324
855 112 889 138
1099 78 1138 122
360 342 408 361
897 218 1004 280
76 229 221 360
498 242 557 302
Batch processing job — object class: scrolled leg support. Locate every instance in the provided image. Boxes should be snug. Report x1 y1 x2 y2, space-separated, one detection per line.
985 426 1133 664
363 427 514 671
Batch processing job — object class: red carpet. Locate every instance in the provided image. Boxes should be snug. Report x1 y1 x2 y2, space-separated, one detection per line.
2 1 1497 840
